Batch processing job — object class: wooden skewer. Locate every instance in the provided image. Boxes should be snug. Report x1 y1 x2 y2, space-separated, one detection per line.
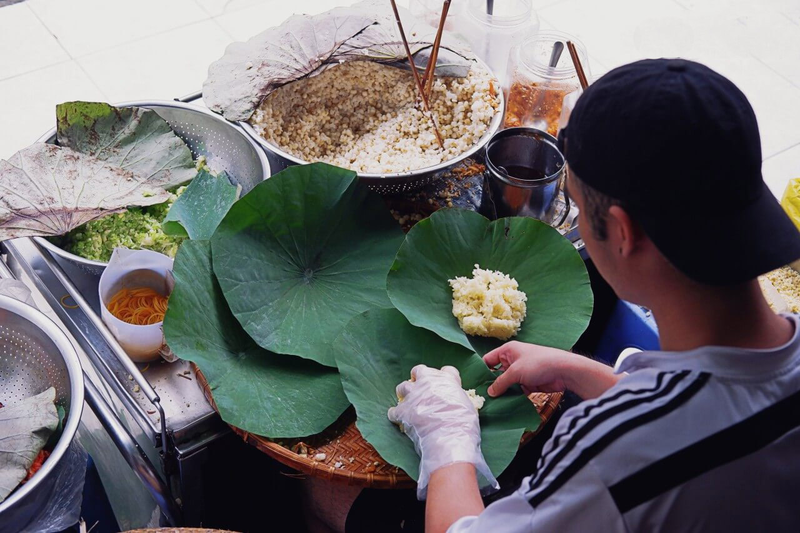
388 0 445 149
423 0 451 98
566 41 589 90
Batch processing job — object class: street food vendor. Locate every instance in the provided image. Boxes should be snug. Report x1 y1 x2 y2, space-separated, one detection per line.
388 58 800 532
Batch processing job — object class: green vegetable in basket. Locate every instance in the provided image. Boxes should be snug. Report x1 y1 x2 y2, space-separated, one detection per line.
387 209 594 355
59 188 186 262
211 163 405 367
332 308 538 481
164 240 349 438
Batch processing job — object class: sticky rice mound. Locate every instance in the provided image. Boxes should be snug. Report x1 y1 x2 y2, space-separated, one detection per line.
448 264 527 340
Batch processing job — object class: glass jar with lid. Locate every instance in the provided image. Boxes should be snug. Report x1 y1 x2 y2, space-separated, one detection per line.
503 31 590 137
458 0 539 88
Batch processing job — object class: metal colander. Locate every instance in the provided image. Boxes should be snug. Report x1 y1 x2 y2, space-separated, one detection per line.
0 294 84 531
33 100 271 275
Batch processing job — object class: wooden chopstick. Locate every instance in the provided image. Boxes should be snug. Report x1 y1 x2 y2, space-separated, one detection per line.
566 41 589 90
423 0 451 98
389 0 445 149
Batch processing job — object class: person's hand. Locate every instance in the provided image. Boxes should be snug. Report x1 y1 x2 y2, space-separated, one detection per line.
483 341 622 400
388 365 498 500
483 342 573 397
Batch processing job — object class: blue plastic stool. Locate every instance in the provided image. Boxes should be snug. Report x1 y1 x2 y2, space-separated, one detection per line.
593 300 660 367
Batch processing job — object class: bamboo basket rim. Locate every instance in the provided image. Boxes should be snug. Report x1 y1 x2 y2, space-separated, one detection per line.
123 529 238 532
193 364 562 489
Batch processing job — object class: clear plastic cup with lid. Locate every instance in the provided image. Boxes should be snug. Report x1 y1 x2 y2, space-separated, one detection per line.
409 0 463 31
503 31 590 137
458 0 539 88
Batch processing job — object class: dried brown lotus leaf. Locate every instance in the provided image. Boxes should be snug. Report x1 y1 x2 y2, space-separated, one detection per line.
203 0 472 121
0 143 171 240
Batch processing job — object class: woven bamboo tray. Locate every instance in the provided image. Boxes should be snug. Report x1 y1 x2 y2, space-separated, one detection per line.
194 365 561 489
124 529 237 532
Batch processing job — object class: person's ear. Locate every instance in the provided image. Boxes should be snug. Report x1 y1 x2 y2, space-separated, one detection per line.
607 205 640 257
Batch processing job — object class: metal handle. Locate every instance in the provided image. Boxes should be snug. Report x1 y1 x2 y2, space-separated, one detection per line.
556 176 572 228
176 91 202 104
30 239 169 450
84 374 181 526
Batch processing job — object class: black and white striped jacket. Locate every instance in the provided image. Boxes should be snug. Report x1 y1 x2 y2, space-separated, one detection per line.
450 314 800 532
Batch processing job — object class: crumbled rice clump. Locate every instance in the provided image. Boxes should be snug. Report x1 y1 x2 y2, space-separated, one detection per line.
464 389 486 410
449 264 527 340
760 266 800 313
250 61 500 174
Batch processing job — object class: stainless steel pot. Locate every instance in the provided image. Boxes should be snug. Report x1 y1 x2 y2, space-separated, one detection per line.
239 59 505 195
34 99 271 276
484 127 570 225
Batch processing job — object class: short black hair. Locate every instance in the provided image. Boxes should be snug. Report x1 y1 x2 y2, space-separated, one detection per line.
571 170 623 241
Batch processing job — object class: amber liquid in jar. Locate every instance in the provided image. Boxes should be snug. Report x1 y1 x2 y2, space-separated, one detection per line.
503 31 588 137
503 82 571 137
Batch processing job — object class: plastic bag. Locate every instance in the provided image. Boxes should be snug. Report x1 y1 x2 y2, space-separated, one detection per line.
780 178 800 233
0 279 37 307
19 440 88 533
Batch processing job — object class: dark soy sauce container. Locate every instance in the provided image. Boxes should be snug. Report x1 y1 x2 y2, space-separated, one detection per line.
484 127 569 225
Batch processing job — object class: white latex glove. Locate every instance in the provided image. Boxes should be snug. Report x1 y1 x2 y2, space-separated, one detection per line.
388 364 498 500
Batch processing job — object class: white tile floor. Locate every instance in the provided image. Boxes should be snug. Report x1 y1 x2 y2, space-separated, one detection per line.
0 0 798 196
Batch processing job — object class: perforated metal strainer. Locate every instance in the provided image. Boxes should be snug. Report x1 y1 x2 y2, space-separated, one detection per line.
0 294 84 531
33 100 271 275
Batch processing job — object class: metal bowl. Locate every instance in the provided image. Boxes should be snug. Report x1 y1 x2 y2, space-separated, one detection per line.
0 295 84 532
34 100 271 276
239 60 505 195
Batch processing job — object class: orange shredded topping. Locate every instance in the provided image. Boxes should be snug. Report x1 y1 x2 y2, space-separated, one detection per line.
107 287 168 326
23 450 50 483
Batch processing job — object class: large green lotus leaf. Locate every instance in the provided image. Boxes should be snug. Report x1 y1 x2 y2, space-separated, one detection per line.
211 163 405 367
164 240 349 438
388 208 593 354
56 101 196 189
162 169 240 240
333 308 538 481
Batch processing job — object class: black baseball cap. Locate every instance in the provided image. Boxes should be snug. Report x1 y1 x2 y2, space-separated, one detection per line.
558 58 800 285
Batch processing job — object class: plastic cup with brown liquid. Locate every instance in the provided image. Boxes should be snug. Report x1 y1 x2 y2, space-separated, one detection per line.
485 127 569 226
